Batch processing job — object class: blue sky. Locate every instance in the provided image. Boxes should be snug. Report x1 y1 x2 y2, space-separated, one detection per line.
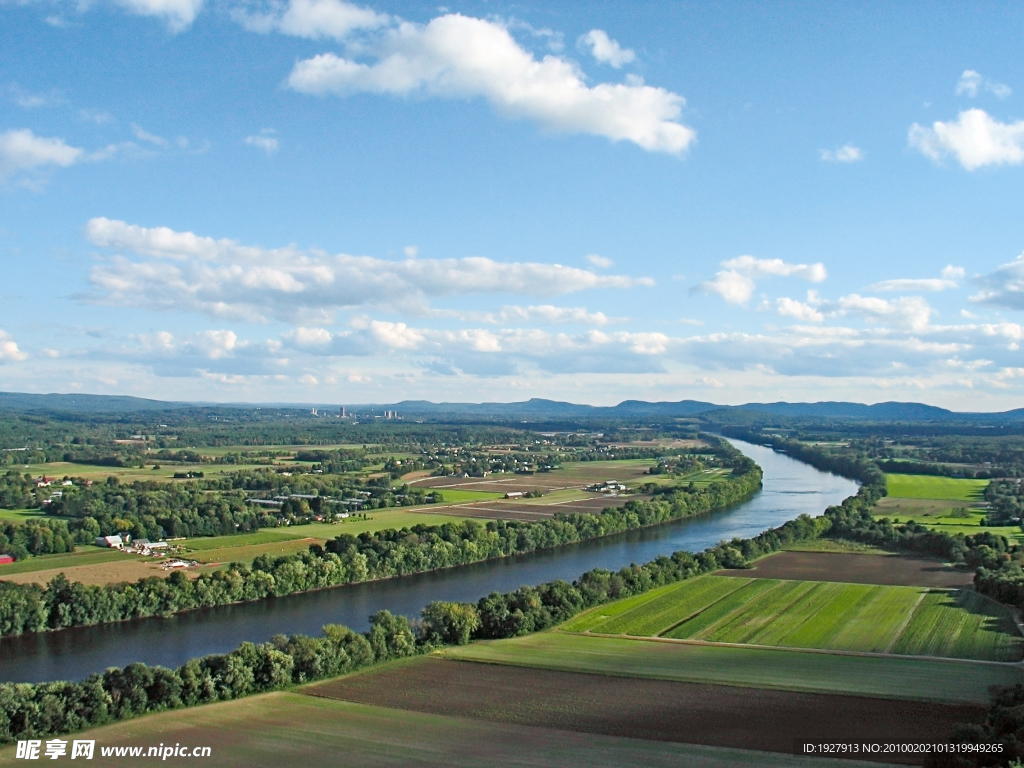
2 0 1024 408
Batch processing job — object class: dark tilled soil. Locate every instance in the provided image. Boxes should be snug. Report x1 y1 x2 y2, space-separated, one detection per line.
717 551 973 588
306 658 981 765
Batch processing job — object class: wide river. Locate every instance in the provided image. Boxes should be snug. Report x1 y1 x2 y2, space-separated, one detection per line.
0 440 857 683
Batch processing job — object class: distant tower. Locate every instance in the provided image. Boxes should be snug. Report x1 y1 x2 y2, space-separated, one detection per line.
311 407 318 416
339 406 346 418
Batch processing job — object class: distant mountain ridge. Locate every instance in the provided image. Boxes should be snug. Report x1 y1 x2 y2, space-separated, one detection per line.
1 391 1022 422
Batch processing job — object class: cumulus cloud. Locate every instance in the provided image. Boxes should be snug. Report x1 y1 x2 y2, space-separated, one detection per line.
233 0 388 38
830 294 933 332
695 255 827 305
287 13 695 154
0 128 83 180
244 128 279 154
909 109 1024 170
868 265 965 292
115 0 204 30
819 145 863 163
578 29 635 68
956 70 1012 100
776 297 823 322
971 251 1024 310
81 218 653 322
0 330 27 362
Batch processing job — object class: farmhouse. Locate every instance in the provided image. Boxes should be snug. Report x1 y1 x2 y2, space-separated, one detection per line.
505 491 524 499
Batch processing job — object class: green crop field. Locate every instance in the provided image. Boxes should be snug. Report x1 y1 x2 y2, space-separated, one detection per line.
885 473 989 501
422 488 504 504
442 633 1021 704
570 574 1021 662
891 590 1022 661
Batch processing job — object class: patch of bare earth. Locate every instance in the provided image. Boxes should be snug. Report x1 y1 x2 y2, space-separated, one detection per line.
306 657 980 764
717 550 973 588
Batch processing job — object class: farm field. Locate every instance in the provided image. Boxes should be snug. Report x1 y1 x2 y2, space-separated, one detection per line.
717 550 973 588
570 572 1021 662
308 656 974 763
443 632 1021 704
885 473 989 501
872 496 1023 542
407 459 732 522
0 545 138 576
0 690 881 768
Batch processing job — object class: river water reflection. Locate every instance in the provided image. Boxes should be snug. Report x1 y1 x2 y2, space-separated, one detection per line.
0 439 857 683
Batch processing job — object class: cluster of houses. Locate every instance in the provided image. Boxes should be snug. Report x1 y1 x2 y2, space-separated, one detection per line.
36 477 90 507
585 480 631 494
95 535 171 556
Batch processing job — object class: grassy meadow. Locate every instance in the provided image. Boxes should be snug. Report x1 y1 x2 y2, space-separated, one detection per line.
885 473 989 501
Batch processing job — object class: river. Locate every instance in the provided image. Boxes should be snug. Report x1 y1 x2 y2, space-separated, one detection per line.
0 439 857 683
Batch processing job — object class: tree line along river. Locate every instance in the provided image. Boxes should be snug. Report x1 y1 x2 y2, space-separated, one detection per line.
0 440 857 683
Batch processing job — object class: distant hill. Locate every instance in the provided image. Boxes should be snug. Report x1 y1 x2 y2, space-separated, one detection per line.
0 390 1022 422
0 392 187 413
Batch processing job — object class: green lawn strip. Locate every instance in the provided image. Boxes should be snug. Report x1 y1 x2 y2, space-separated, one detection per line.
0 507 48 521
181 529 317 550
593 575 751 636
441 633 1018 705
0 547 136 575
890 589 1022 662
885 473 989 501
662 579 781 640
560 581 686 633
829 586 926 653
703 580 819 645
415 489 503 504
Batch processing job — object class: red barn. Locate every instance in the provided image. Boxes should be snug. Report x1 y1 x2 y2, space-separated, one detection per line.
0 554 14 565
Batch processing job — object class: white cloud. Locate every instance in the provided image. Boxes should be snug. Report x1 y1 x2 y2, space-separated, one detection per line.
578 29 635 68
819 144 863 163
956 70 1012 99
81 217 653 322
720 255 827 282
114 0 205 31
697 270 756 305
695 255 826 305
287 13 695 154
0 128 83 180
131 124 170 148
7 84 66 109
244 128 279 154
585 253 613 268
776 297 823 322
233 0 388 39
403 245 418 258
464 304 613 326
831 294 933 332
971 251 1024 310
867 265 964 292
909 109 1024 170
0 330 27 362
